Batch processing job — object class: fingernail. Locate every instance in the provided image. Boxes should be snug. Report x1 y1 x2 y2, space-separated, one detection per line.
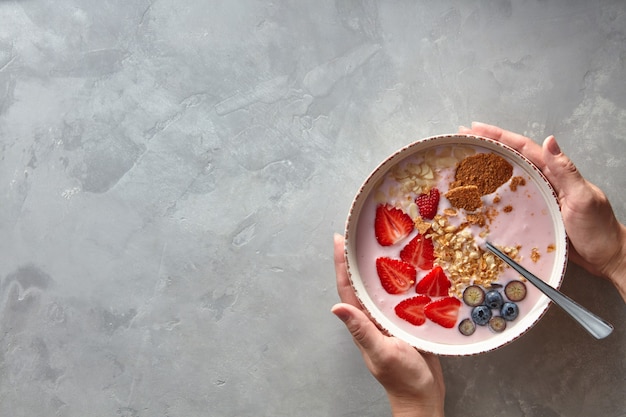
331 306 351 323
546 135 561 155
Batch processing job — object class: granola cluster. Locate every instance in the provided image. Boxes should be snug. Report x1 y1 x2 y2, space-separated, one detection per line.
428 215 520 298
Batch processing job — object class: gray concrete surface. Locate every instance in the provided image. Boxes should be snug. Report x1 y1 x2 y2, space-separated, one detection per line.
0 1 624 416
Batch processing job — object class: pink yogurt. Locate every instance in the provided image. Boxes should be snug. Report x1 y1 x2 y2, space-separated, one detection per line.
354 144 559 345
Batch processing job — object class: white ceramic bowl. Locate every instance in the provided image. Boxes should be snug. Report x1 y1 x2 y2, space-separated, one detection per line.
344 134 567 356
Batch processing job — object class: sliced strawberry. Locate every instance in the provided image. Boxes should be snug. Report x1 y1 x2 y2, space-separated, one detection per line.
424 297 461 328
395 295 432 326
376 257 416 294
415 265 451 297
374 204 414 246
399 234 435 270
415 188 440 220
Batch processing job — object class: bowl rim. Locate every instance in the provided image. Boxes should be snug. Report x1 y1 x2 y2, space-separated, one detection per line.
344 133 568 356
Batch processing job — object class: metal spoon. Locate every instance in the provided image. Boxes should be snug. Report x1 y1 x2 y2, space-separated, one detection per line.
485 241 614 340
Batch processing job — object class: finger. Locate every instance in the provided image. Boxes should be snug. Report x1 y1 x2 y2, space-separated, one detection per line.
331 303 386 354
333 233 361 307
468 122 545 169
541 135 586 197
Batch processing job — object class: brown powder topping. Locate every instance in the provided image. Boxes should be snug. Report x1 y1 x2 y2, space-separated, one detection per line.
485 206 499 223
503 205 513 213
445 185 483 211
465 212 486 227
452 153 513 195
547 244 555 253
510 176 527 192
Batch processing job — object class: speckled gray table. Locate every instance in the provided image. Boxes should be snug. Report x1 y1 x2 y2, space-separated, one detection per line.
0 1 624 416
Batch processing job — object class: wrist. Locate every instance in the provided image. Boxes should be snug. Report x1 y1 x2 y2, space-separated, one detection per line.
388 394 445 417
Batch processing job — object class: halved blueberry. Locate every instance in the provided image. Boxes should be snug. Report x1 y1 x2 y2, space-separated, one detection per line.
463 285 485 307
488 316 507 333
505 280 527 302
458 318 476 336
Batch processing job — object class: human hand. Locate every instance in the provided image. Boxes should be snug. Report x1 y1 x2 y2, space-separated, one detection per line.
331 234 446 417
459 122 626 301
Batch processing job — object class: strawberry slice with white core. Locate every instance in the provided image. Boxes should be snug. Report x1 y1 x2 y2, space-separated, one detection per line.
424 297 461 328
374 204 414 246
376 257 416 294
415 265 451 297
395 295 432 326
400 233 435 271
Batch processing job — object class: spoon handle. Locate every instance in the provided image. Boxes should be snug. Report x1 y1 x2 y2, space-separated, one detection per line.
486 242 614 340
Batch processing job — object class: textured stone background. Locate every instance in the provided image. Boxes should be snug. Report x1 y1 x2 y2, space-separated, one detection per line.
0 1 624 416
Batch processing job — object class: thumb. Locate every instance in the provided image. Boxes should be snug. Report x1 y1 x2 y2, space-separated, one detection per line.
331 303 385 353
541 135 585 196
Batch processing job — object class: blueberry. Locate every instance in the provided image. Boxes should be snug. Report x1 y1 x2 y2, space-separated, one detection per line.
471 305 492 326
501 302 519 321
484 290 504 310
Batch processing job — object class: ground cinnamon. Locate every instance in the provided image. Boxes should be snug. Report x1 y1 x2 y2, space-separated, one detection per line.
451 153 513 195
